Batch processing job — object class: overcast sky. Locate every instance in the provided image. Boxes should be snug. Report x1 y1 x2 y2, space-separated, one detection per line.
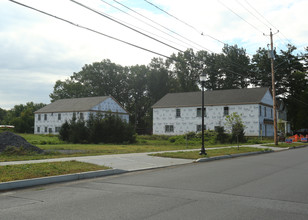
1 0 307 110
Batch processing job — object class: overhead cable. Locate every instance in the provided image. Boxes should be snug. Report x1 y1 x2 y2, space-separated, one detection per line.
99 0 192 50
143 0 226 46
70 0 183 52
218 0 264 34
111 0 200 50
243 0 293 46
8 0 172 59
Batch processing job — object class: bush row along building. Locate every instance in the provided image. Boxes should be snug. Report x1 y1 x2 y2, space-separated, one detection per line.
34 87 290 137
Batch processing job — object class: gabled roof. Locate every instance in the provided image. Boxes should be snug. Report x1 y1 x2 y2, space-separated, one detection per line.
152 87 271 108
35 96 111 113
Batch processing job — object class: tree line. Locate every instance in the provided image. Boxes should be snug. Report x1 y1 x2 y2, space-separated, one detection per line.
1 44 307 133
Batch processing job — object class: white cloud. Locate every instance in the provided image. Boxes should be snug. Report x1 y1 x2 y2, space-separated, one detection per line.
0 0 307 109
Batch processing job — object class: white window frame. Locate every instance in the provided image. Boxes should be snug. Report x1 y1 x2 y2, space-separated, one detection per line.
196 124 206 132
165 125 174 133
176 109 181 118
224 107 229 116
196 108 206 117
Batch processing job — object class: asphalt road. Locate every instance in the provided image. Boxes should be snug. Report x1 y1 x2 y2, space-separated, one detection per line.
1 147 308 220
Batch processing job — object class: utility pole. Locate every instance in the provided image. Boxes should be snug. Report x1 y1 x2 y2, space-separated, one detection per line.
265 29 279 145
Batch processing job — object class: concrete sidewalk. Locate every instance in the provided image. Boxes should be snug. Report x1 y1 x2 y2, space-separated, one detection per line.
0 145 288 191
0 150 197 170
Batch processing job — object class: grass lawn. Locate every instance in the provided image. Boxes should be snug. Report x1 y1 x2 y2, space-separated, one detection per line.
263 142 308 148
150 147 271 160
0 161 110 182
0 144 204 162
0 133 273 162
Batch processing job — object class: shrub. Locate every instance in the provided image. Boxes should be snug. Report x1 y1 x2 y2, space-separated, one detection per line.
59 121 70 142
215 126 230 143
59 113 136 144
185 132 197 140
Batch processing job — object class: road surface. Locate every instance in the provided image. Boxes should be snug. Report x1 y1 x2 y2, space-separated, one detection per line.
1 147 308 219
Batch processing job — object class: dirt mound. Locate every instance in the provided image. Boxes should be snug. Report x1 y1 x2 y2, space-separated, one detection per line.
0 131 43 153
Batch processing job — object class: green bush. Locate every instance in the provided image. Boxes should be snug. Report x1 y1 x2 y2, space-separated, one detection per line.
59 113 136 144
138 135 170 141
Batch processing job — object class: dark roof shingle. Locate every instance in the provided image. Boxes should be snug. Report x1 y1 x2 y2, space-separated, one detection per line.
35 96 110 113
152 87 270 108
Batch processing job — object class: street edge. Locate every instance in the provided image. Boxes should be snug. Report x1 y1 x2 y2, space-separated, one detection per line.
194 149 275 163
1 145 307 191
0 168 127 191
288 144 308 149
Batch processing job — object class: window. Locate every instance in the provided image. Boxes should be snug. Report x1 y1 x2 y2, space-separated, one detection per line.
38 114 41 121
264 107 267 117
55 127 61 132
165 125 174 133
214 126 224 132
271 109 273 118
44 114 47 120
224 107 229 116
49 128 52 133
197 124 206 132
37 127 40 133
259 106 262 116
197 108 206 117
176 109 181 118
58 113 61 120
73 112 76 119
45 127 48 133
80 112 84 120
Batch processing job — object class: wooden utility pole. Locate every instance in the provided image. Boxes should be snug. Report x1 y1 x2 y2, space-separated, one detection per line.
268 29 278 145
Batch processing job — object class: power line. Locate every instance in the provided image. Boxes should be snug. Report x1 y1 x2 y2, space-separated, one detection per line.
99 0 194 50
235 0 271 29
111 0 201 50
8 0 172 59
10 0 301 97
218 0 264 34
143 0 227 47
243 0 293 46
98 0 189 51
7 0 259 79
142 0 214 52
70 0 183 53
143 0 261 70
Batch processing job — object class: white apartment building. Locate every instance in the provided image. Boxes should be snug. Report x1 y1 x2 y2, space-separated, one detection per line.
152 87 276 137
34 96 129 135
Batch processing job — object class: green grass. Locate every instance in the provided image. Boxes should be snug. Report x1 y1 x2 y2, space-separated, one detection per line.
19 133 64 145
151 147 271 160
0 133 270 162
0 142 254 162
0 161 110 182
263 142 308 148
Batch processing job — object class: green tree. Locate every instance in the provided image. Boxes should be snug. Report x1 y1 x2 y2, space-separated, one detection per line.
50 59 129 106
0 108 7 124
251 47 272 88
167 49 200 92
225 112 246 147
219 45 250 89
196 50 223 90
5 102 46 133
127 64 151 132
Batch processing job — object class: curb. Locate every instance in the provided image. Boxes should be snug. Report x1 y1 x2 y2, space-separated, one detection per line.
288 145 308 149
0 169 127 191
194 150 274 163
